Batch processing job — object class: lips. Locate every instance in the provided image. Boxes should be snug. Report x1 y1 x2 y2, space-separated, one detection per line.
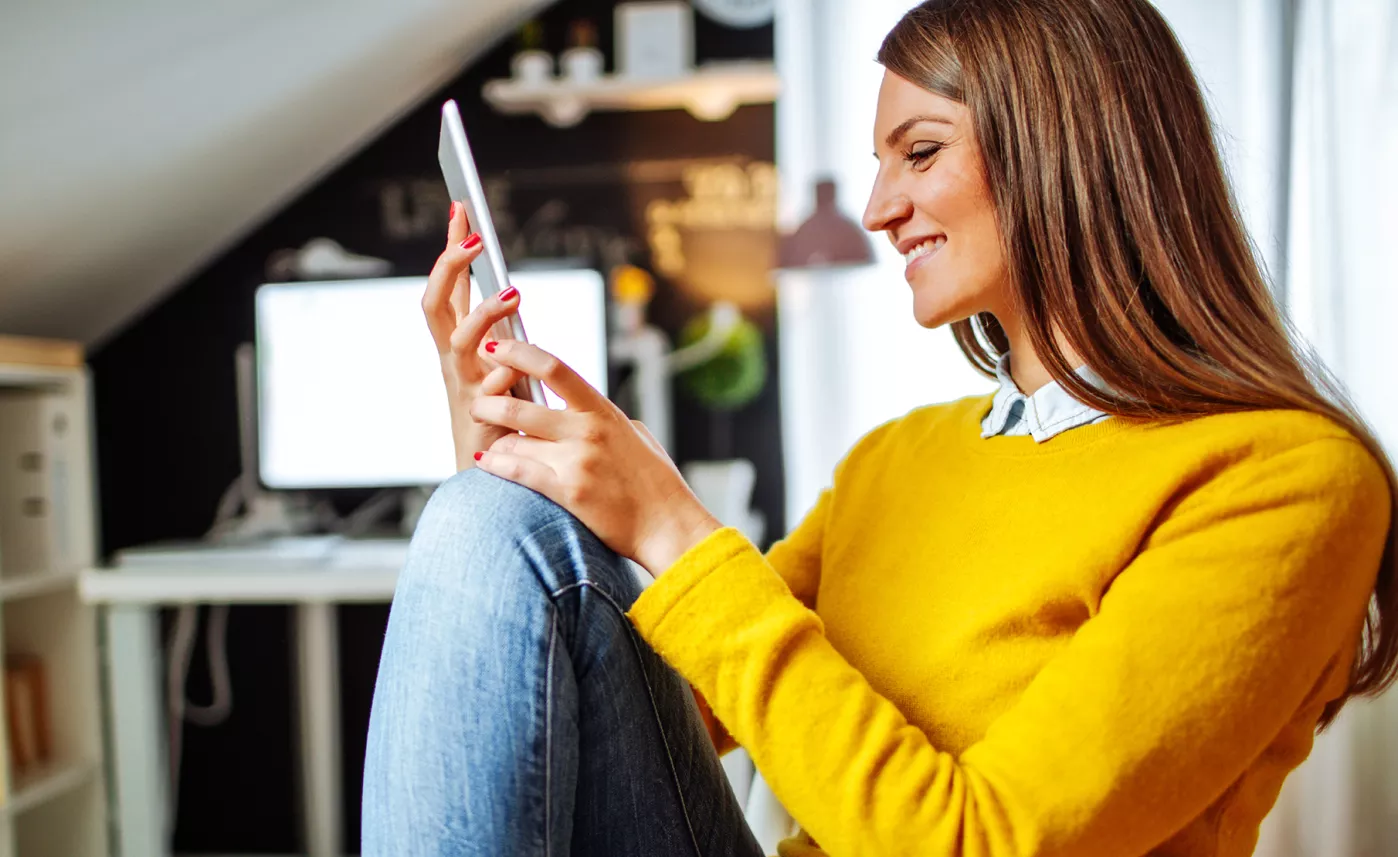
903 235 946 265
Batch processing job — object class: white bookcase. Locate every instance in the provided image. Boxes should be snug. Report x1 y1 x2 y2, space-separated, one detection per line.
0 339 107 857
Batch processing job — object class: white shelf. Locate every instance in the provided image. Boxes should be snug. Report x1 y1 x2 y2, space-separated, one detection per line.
0 357 107 856
0 365 74 392
7 759 96 816
0 569 79 603
483 60 780 126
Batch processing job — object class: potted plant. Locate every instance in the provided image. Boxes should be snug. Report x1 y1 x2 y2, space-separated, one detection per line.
561 19 604 83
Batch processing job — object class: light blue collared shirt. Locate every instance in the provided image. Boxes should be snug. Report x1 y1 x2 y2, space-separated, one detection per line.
980 352 1112 442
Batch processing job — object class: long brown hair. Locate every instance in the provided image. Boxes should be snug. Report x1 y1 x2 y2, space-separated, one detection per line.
879 0 1398 725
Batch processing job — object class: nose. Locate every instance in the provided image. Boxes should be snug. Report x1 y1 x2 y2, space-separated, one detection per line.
862 170 911 234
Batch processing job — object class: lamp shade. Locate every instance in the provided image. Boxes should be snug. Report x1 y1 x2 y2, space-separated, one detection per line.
777 178 874 269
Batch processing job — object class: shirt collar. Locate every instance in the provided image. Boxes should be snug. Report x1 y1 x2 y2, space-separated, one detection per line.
980 352 1111 442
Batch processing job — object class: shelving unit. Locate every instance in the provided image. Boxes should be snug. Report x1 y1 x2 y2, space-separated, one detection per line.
483 60 780 126
0 337 107 857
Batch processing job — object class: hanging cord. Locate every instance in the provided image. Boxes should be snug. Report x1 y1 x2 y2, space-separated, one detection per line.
166 476 398 827
164 476 246 829
165 603 233 829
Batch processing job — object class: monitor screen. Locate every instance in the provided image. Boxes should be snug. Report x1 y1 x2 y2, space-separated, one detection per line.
256 270 608 489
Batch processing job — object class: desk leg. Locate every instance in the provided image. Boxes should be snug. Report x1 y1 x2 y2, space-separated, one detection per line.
296 602 343 857
105 605 169 857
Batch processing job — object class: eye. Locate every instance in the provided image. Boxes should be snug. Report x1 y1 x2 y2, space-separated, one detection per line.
904 143 943 171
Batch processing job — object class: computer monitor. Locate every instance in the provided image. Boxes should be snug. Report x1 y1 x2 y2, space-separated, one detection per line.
255 270 608 489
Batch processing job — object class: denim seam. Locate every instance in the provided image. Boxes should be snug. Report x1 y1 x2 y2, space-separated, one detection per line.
550 579 705 857
544 612 557 857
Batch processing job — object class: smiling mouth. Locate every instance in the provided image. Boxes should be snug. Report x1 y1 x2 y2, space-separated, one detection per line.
903 236 946 268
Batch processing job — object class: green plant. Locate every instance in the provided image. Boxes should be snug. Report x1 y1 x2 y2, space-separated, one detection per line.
518 19 545 52
676 313 768 411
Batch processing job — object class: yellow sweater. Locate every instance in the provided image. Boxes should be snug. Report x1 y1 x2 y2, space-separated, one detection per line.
626 393 1392 857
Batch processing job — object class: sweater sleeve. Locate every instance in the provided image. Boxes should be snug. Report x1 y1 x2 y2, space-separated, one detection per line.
626 438 1392 857
694 484 833 755
763 486 831 610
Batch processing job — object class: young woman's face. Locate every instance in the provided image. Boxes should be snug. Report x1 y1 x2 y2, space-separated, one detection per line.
863 71 1008 329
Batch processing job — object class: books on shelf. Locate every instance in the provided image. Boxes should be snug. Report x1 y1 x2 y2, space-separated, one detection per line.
4 654 51 776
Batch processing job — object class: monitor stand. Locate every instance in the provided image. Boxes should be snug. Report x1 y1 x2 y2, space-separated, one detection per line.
206 343 321 543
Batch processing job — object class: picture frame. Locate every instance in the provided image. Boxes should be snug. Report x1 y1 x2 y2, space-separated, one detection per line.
615 1 694 79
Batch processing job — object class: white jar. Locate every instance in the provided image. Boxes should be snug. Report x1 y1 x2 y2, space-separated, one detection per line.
560 46 604 83
510 50 554 85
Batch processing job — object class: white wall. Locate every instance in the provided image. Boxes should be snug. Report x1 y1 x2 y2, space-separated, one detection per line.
775 0 994 527
774 0 1286 524
777 3 1398 855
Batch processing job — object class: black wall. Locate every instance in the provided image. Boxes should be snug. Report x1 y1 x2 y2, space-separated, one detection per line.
90 2 778 851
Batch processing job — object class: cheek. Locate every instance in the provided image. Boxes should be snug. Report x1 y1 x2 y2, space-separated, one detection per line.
917 164 994 234
912 168 965 225
925 170 1002 271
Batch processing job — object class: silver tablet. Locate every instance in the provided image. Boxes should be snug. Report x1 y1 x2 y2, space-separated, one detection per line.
438 99 548 406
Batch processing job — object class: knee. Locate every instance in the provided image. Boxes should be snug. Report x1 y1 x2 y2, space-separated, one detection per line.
391 469 567 625
415 467 565 547
407 468 639 606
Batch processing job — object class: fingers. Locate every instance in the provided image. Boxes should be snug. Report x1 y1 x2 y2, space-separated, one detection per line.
447 200 469 245
473 448 559 498
488 431 555 462
480 363 525 397
448 286 521 362
485 340 607 410
424 230 484 353
446 203 474 321
471 394 572 441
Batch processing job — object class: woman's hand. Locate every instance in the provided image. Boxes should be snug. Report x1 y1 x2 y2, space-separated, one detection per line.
425 203 531 471
468 338 722 578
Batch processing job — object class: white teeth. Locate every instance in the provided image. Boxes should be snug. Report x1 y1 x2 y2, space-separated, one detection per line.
903 236 946 264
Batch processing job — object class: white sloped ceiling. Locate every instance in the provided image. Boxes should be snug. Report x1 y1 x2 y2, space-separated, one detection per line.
0 0 548 345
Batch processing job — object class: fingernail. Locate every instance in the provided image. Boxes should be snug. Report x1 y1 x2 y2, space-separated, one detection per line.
474 451 484 462
448 201 455 219
484 340 498 353
461 233 481 250
499 286 518 302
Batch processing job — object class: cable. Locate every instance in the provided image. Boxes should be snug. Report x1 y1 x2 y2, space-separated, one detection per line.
166 473 395 827
165 477 245 828
165 603 233 828
334 488 400 538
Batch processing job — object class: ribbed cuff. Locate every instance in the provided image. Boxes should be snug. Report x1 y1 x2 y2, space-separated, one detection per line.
627 526 752 634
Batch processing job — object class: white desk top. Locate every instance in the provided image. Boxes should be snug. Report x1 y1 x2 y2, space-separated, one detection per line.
79 537 408 605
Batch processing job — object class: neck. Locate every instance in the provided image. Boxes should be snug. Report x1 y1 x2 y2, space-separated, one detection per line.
995 314 1083 396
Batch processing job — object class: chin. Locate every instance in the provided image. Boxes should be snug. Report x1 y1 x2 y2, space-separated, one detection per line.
910 285 975 330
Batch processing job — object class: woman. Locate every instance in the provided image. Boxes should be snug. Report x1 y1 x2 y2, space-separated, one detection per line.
362 1 1397 855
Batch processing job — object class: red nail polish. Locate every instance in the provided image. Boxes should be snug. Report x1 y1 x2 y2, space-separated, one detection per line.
461 233 481 250
474 451 484 462
484 341 498 353
499 286 518 302
448 201 455 218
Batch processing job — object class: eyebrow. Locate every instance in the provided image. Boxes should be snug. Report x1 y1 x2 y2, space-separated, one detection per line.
883 114 956 150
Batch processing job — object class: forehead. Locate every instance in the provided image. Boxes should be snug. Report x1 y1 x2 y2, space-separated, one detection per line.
873 70 965 146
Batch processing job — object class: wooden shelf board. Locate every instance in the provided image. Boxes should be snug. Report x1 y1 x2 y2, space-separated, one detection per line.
6 759 96 816
0 337 82 370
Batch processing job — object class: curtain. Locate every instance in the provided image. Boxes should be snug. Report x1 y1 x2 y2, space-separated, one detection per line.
1256 2 1398 855
768 1 1398 852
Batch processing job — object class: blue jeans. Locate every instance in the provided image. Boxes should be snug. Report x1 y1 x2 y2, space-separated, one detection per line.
362 469 764 857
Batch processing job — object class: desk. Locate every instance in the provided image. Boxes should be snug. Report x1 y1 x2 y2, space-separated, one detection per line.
80 539 409 857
